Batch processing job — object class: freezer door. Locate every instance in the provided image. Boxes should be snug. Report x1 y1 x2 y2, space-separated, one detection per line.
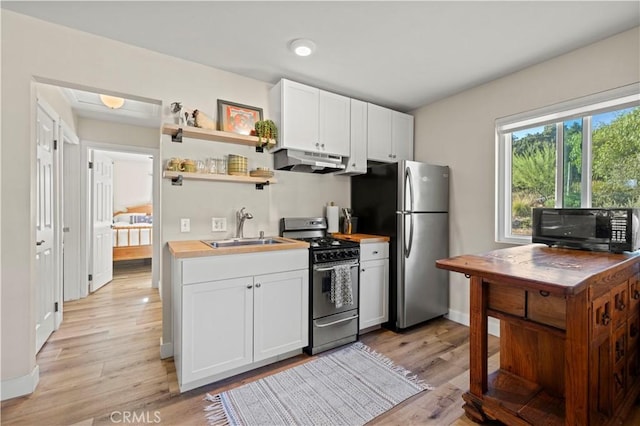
400 161 449 213
397 212 449 328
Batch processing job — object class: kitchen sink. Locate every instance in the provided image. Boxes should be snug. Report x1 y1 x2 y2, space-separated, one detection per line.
202 238 283 248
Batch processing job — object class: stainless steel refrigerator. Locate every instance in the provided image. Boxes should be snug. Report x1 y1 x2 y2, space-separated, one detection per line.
352 160 449 329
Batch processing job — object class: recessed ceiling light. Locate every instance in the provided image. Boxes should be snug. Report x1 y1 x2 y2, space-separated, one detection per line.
99 94 125 109
289 39 316 57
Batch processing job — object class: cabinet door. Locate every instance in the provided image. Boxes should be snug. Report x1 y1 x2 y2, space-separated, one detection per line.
392 111 414 161
319 90 350 156
182 277 253 383
350 99 368 173
253 269 309 362
367 103 393 162
281 80 319 152
359 258 389 330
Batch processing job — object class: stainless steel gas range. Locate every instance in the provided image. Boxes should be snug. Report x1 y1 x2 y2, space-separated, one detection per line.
280 217 360 355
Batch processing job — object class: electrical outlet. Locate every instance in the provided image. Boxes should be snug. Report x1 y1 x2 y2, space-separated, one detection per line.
211 217 227 232
180 218 190 233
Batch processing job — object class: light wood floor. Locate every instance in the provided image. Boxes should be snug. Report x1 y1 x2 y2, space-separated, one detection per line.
2 261 640 425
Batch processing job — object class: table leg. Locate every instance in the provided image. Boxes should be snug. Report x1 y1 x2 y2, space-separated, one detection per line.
469 276 488 396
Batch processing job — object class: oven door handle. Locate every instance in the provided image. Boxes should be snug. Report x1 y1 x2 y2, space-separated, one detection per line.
314 314 359 328
313 262 359 272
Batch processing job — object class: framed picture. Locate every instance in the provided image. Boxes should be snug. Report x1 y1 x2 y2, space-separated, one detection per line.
217 100 263 135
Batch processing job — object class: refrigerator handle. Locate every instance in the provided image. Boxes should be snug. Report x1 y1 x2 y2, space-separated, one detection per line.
405 166 415 212
406 213 414 258
404 166 415 258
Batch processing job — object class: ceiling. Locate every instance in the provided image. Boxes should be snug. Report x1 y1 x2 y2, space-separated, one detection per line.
62 88 161 127
5 1 639 113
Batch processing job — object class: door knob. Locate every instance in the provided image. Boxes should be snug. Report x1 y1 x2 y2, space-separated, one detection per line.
36 240 45 246
255 283 261 288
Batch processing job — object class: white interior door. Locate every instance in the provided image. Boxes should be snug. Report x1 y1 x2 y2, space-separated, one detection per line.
90 150 114 292
36 102 56 352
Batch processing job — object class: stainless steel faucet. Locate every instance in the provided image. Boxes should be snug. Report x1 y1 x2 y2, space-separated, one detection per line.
236 207 253 238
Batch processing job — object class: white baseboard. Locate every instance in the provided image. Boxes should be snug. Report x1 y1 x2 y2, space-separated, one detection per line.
1 365 40 401
447 309 501 337
160 338 173 359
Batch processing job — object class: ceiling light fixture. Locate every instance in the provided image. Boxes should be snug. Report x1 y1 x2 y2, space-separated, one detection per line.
99 94 125 109
289 39 316 57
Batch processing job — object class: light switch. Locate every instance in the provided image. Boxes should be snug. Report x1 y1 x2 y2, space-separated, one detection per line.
212 217 227 232
180 218 190 233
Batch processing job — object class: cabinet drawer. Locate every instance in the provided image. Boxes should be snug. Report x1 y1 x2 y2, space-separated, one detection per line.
612 281 629 327
359 242 388 261
527 290 566 330
628 350 639 384
182 249 308 285
630 274 640 314
592 293 612 338
628 314 639 355
487 283 525 317
613 361 627 410
613 324 627 366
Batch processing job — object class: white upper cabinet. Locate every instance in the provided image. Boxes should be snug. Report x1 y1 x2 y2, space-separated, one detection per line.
367 103 414 163
338 98 368 175
392 111 414 162
319 90 350 156
271 79 350 156
367 103 393 162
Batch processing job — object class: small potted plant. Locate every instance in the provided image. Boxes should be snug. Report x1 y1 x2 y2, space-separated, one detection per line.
254 120 278 147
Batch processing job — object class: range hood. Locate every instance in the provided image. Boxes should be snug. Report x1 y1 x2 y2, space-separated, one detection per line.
274 149 346 174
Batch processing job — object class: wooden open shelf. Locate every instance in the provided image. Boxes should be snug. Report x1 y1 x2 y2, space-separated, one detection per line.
162 123 275 148
163 170 277 185
481 369 565 426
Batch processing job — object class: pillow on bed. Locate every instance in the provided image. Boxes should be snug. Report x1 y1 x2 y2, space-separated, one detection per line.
113 213 148 224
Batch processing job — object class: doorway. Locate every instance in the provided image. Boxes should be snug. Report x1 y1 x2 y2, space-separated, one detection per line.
34 80 161 353
91 148 155 293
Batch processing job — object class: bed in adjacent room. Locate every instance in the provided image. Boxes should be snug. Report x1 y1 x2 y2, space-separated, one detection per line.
112 203 153 261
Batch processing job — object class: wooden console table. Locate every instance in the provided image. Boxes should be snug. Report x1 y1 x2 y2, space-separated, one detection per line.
437 244 640 425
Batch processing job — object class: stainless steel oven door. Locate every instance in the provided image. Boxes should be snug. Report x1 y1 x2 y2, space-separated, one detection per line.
312 261 359 318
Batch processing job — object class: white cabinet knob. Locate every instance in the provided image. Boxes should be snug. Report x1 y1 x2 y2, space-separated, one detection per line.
256 283 262 288
246 285 253 289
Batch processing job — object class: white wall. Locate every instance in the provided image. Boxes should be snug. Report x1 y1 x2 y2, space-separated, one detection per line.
36 84 77 131
412 27 640 326
78 118 160 149
112 157 153 213
1 9 349 395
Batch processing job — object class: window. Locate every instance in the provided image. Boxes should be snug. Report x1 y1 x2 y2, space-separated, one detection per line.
496 84 640 243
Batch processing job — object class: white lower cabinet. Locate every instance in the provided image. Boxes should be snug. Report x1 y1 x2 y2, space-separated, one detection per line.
182 277 254 383
173 249 308 392
254 270 308 362
359 242 389 331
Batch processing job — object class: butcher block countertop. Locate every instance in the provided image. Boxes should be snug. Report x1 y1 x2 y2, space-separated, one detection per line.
168 237 309 258
332 233 390 243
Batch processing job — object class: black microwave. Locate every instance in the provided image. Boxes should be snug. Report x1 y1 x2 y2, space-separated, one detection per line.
532 208 640 253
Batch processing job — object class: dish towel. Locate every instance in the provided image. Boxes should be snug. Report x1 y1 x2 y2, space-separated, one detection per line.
330 264 353 308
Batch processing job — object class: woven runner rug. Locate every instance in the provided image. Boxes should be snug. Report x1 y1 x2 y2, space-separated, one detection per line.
204 342 432 425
